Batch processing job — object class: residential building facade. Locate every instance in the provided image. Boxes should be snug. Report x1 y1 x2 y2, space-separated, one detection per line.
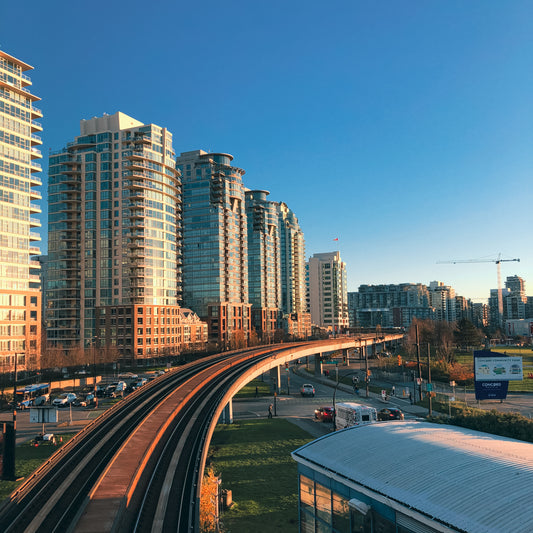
504 275 527 321
348 283 433 329
245 190 281 340
428 281 456 322
176 150 251 346
47 112 198 361
307 251 349 332
0 50 42 373
277 202 311 338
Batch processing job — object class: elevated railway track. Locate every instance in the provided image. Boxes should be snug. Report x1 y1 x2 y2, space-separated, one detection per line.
0 335 403 532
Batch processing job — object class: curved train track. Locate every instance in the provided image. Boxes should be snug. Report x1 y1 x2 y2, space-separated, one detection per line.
0 345 302 532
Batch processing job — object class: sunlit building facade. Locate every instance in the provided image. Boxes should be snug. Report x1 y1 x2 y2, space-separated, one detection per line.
307 251 349 332
0 50 42 372
177 150 251 346
277 202 311 338
47 112 186 360
245 190 281 340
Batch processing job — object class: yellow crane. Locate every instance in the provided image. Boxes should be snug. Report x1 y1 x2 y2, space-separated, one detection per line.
437 254 520 327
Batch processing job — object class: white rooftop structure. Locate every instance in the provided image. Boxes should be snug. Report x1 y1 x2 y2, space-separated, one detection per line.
292 421 533 533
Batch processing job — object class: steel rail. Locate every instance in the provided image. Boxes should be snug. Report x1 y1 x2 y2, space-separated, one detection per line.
0 356 233 532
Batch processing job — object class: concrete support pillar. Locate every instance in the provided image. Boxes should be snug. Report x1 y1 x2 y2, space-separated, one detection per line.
314 353 323 376
269 366 280 393
219 399 233 424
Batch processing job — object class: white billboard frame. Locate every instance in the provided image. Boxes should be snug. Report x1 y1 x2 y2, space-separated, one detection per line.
474 356 523 381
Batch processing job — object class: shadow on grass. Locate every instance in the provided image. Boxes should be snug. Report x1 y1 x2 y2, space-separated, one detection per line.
209 419 314 532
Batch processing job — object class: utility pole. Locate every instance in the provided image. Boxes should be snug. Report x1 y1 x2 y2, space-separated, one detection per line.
364 342 369 398
427 343 432 416
415 325 422 401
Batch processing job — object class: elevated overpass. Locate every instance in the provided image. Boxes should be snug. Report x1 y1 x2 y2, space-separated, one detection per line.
0 335 404 532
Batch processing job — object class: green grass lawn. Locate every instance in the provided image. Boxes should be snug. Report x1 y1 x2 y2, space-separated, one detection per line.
209 419 313 532
0 433 75 501
235 379 272 398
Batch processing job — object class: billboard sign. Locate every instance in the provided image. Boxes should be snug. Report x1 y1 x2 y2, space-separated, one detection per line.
29 407 58 424
474 356 523 381
474 351 517 400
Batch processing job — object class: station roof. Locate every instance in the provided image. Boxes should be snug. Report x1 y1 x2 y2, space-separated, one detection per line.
292 421 533 533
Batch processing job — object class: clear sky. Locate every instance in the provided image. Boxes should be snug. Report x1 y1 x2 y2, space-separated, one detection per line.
2 0 532 302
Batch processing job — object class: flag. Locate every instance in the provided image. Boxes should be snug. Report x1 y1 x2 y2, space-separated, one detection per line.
333 238 339 241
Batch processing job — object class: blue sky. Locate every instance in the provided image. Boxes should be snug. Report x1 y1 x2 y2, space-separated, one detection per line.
2 0 532 301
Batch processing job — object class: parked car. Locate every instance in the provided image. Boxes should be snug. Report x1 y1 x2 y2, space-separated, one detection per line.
314 406 334 422
104 383 119 397
377 408 404 421
300 384 315 397
132 378 148 390
52 393 77 407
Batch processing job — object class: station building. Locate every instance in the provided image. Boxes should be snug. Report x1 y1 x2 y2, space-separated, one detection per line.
291 421 533 533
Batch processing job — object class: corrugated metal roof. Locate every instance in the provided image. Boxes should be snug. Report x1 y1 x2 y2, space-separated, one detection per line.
292 421 533 533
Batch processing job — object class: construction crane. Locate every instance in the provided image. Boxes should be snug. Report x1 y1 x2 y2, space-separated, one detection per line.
437 254 520 327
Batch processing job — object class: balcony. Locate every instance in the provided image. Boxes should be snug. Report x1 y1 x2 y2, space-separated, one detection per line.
30 176 42 187
30 203 41 214
29 246 40 255
29 231 41 241
31 134 42 145
67 139 95 150
30 190 42 201
127 239 146 249
31 106 43 118
31 147 42 160
31 121 42 132
30 161 42 172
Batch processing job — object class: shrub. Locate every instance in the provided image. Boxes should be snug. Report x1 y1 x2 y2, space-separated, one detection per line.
429 409 533 443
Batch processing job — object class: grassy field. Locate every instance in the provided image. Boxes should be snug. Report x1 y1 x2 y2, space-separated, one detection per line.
234 379 272 398
208 419 313 532
0 433 75 501
455 347 533 392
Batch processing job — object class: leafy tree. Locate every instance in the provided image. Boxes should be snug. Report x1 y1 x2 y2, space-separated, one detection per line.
434 321 456 363
200 467 222 532
454 319 484 349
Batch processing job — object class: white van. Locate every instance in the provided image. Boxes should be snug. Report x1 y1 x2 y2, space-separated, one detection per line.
335 402 377 431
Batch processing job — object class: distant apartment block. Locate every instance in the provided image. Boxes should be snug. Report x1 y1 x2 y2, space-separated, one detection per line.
428 281 456 322
348 283 433 329
176 150 251 346
472 302 488 328
0 50 42 372
488 288 511 329
47 112 204 362
307 251 349 332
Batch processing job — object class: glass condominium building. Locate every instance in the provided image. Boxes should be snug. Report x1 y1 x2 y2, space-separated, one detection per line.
176 150 251 346
277 202 311 338
245 190 281 340
0 50 42 372
47 112 182 358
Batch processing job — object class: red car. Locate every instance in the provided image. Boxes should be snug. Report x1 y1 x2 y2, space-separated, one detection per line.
377 408 404 421
314 406 335 422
